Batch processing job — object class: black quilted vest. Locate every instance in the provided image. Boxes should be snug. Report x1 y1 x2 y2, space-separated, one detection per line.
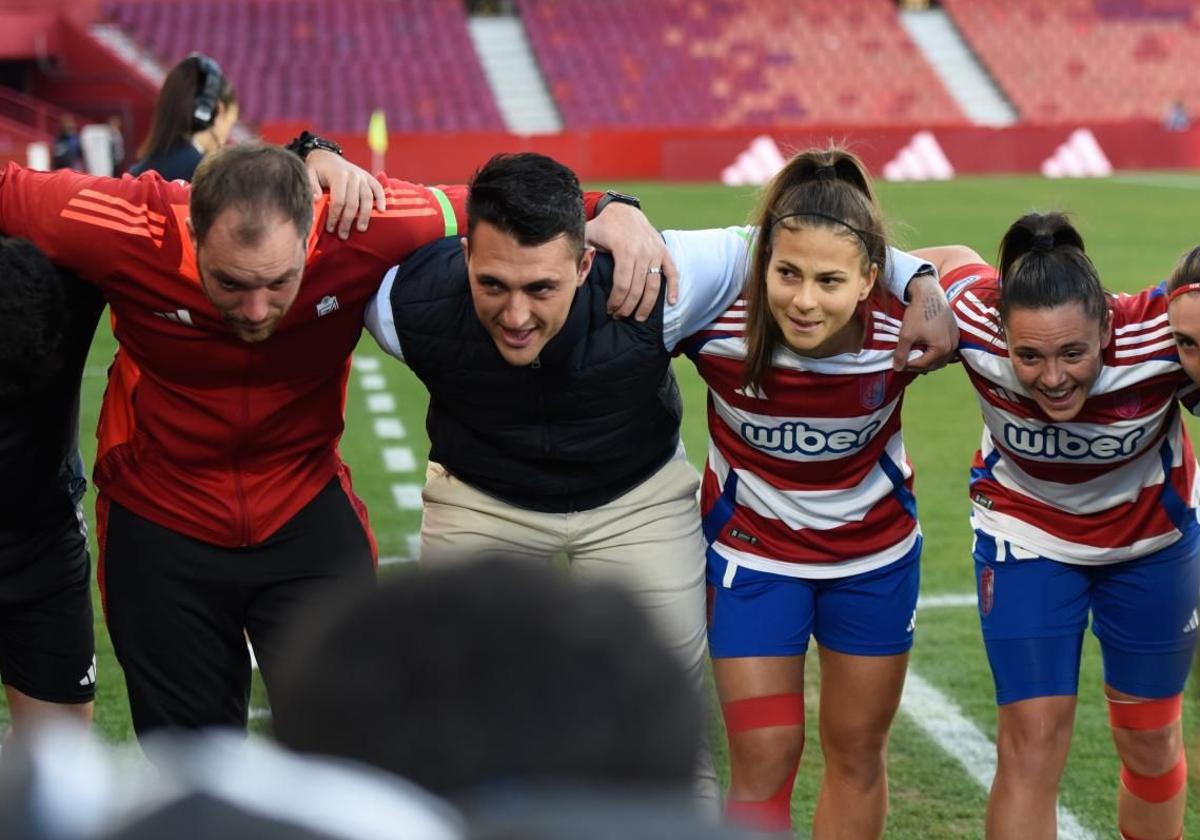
386 238 682 512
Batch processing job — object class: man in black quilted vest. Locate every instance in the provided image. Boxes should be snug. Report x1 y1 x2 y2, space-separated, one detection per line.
365 152 953 811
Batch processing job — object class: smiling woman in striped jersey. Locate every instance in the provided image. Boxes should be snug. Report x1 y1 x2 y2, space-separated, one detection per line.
918 215 1199 840
674 148 943 838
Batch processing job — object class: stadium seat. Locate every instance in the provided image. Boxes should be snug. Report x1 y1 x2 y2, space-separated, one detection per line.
102 0 505 133
942 0 1200 123
516 0 964 129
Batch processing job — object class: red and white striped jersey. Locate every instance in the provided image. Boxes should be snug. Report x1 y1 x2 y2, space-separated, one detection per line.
680 295 920 579
946 263 1200 565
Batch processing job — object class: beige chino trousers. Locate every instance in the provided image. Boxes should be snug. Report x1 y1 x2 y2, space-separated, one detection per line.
419 453 718 812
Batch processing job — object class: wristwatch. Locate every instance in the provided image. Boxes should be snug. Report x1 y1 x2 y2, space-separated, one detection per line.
595 190 642 214
906 263 937 300
285 131 343 160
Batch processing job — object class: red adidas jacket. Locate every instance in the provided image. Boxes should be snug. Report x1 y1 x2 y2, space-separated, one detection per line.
0 163 468 548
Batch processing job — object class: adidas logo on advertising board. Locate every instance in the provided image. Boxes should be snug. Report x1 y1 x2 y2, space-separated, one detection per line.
1041 129 1112 178
721 135 786 187
882 131 954 182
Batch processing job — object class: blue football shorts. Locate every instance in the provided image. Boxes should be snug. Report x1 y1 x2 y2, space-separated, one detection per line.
973 525 1200 705
706 537 921 659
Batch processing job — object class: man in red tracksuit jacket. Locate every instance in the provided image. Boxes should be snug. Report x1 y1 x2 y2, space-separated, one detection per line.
0 142 638 736
0 143 471 734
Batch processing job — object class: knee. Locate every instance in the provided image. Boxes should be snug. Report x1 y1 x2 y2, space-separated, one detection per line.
723 693 806 795
728 725 805 772
1114 725 1182 776
820 720 890 787
996 708 1073 776
1109 694 1185 777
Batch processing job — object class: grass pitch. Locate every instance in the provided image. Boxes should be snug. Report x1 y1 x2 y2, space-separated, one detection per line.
6 172 1200 837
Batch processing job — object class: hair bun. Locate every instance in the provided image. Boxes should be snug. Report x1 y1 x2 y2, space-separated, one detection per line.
1030 233 1055 252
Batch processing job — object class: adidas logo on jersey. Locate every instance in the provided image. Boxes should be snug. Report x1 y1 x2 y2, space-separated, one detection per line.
741 419 881 455
154 308 194 326
1002 423 1144 460
734 383 768 400
317 295 340 317
1184 610 1199 634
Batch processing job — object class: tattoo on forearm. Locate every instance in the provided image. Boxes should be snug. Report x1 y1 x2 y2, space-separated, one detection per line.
923 294 947 321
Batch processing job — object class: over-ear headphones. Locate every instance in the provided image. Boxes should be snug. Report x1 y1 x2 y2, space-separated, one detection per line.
189 53 224 132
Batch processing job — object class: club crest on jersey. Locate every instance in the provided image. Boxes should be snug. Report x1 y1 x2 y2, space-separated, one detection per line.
860 373 887 410
1114 390 1141 420
741 419 881 455
1002 423 1144 460
317 295 340 317
979 567 995 616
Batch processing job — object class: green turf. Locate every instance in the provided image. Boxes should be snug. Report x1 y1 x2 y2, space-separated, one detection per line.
5 173 1200 835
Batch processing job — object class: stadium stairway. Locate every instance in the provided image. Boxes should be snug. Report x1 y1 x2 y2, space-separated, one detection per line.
468 14 561 135
89 20 165 86
898 7 1017 126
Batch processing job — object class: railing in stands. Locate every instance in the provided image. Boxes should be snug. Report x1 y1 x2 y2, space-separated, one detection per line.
0 85 76 137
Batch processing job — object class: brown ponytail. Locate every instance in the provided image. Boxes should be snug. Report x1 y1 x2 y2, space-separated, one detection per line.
743 147 888 390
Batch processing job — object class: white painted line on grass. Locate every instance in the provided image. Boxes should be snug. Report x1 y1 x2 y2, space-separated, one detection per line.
391 483 423 510
917 592 976 609
353 356 381 372
1112 173 1200 190
249 708 272 721
901 672 1096 840
374 418 407 439
378 536 421 566
360 373 387 391
383 446 417 473
366 393 396 414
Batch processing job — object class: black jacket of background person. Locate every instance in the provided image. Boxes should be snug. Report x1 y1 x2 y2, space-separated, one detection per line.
386 237 682 513
0 273 104 535
129 141 203 182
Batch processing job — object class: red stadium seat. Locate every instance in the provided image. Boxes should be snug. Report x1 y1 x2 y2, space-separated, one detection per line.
102 0 505 133
516 0 963 129
943 0 1200 123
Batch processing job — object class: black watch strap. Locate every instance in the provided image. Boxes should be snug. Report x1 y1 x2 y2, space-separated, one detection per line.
595 190 641 214
285 131 343 160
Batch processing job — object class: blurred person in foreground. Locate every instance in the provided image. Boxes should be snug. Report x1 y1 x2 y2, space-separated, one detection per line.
0 722 462 840
272 558 747 839
0 239 104 741
130 53 238 182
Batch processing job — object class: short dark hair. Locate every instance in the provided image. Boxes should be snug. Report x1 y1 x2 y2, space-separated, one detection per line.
271 557 701 798
0 238 70 406
466 153 586 256
996 212 1108 327
189 143 312 245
